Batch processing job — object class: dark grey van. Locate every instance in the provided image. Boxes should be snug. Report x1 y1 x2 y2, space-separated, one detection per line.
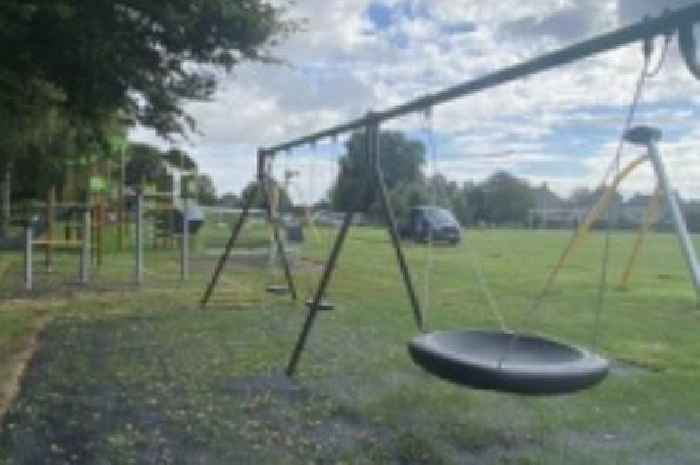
401 206 462 244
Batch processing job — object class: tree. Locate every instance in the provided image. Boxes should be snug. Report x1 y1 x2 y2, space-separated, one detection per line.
219 192 240 208
163 149 198 172
450 181 478 226
480 171 535 225
196 174 218 206
125 143 167 188
0 0 294 139
369 181 429 220
241 180 292 211
569 187 594 207
331 130 425 213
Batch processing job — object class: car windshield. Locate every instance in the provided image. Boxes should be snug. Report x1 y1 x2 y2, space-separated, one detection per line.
424 208 456 224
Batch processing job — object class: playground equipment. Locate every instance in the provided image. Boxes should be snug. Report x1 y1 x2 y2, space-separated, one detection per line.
543 128 700 296
203 5 700 394
22 205 92 291
131 191 203 285
201 154 298 307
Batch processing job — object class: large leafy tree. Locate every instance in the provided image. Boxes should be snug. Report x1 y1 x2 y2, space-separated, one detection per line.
125 143 167 188
0 0 293 139
196 174 218 205
480 171 535 225
241 180 292 211
331 130 425 212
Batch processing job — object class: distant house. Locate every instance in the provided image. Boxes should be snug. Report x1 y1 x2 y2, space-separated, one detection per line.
529 185 584 228
163 160 197 200
618 192 675 228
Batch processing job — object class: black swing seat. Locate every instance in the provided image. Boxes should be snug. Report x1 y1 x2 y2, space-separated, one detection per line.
266 285 290 295
408 329 609 395
305 299 335 311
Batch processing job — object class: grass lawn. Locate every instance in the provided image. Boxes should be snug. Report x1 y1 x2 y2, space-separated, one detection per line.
0 223 699 464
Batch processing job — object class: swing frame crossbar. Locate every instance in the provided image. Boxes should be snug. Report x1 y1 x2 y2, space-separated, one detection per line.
200 4 700 376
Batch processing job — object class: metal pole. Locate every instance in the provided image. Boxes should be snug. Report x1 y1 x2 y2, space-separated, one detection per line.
646 138 700 301
118 149 125 251
135 193 144 285
200 184 258 309
286 121 376 376
265 5 700 155
370 122 424 331
286 210 355 376
24 223 32 291
45 185 55 272
80 208 91 284
181 198 189 281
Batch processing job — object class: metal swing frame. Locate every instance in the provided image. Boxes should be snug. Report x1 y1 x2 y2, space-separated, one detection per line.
201 151 298 308
199 4 700 377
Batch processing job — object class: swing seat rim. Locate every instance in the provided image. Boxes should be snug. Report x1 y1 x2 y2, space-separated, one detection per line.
408 328 609 395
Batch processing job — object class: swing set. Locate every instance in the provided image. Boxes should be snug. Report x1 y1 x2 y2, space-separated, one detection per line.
202 5 700 396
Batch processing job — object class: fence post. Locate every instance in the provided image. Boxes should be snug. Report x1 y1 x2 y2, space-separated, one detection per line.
181 198 189 281
135 193 144 285
80 208 91 284
24 223 32 291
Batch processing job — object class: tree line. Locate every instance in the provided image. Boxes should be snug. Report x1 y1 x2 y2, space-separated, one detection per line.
322 130 623 227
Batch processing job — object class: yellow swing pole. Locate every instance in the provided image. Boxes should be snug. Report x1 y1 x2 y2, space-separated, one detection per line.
618 184 662 289
543 154 648 288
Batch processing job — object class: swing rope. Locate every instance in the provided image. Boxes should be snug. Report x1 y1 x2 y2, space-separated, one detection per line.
421 109 507 331
592 34 663 348
497 34 667 366
532 37 656 321
422 108 437 326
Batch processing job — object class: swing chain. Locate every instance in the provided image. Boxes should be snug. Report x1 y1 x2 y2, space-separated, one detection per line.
498 33 667 366
592 28 668 348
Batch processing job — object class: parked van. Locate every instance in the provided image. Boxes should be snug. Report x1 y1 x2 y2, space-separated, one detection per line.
400 206 462 245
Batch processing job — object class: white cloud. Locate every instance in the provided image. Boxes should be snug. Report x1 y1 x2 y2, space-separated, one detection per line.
130 0 700 202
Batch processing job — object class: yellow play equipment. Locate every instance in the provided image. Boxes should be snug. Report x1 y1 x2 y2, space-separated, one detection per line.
543 154 665 291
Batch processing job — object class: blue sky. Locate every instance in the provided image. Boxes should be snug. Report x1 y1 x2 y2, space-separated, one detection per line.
131 0 700 204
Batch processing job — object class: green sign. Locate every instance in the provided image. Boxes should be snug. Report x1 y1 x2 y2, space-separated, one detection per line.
89 176 108 193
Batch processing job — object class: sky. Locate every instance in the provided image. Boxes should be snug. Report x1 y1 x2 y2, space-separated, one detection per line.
130 0 700 205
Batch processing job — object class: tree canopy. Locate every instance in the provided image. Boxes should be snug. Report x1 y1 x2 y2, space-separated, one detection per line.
0 0 293 139
331 130 425 212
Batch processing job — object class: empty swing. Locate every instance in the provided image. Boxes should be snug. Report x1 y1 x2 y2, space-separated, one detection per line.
408 34 671 395
262 154 297 299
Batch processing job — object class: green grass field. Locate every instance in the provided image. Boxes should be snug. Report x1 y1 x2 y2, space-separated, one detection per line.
0 222 699 464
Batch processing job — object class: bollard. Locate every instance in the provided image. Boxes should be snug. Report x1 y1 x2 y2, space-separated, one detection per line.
181 198 189 281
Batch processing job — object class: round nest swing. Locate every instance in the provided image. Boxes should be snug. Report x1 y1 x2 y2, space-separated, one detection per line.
408 329 609 395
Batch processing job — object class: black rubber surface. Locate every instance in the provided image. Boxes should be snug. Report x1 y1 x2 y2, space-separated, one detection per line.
305 299 335 311
408 329 609 395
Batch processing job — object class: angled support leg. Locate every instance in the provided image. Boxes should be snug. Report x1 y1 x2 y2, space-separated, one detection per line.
371 124 424 332
200 183 258 309
260 160 298 301
286 119 378 376
286 210 356 376
286 117 424 376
